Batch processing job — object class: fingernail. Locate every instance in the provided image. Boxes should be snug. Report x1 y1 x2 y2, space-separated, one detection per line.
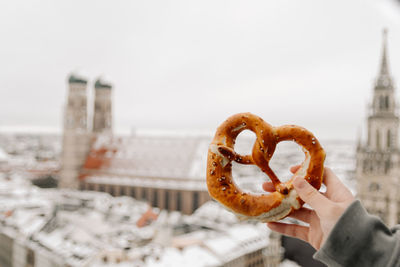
293 176 306 189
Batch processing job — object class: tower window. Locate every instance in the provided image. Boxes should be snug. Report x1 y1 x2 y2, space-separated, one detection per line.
385 160 391 173
130 187 136 198
385 96 389 109
363 159 368 172
387 129 391 148
376 129 381 150
369 182 380 192
368 127 371 146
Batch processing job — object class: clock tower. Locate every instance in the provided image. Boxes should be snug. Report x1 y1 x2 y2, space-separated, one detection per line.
356 29 400 226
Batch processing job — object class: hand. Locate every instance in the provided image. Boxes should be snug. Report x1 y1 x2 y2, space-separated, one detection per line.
262 166 355 250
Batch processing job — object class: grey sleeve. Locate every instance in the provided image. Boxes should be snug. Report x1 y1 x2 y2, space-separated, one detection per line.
313 200 400 267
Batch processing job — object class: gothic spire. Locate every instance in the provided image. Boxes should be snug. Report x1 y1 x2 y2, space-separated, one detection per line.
379 28 389 76
375 28 393 90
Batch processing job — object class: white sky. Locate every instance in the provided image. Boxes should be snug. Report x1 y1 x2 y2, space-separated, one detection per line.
1 0 400 140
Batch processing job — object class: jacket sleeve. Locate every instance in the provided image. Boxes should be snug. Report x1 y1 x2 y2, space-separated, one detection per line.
313 200 400 267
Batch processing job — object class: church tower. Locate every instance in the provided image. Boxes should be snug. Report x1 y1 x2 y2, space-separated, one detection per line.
92 78 113 135
356 29 400 226
59 74 91 189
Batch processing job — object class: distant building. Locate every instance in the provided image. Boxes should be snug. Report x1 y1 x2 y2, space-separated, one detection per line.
58 74 210 214
0 176 282 267
79 135 212 215
356 29 400 226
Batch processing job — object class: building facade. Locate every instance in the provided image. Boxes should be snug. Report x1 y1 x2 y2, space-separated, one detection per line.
0 177 282 267
356 29 400 227
79 135 212 215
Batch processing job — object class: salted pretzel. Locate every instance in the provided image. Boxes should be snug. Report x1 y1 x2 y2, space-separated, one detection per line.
206 113 325 222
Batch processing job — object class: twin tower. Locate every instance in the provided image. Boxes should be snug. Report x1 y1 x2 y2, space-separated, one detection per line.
58 74 113 189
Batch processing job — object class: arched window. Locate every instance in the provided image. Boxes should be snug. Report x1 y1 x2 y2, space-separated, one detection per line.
109 185 115 196
387 129 392 148
99 184 105 192
376 130 381 150
130 187 136 199
385 95 389 109
385 160 391 174
177 191 182 211
142 188 148 201
152 190 158 207
368 127 371 146
363 159 368 172
379 96 385 109
192 191 199 212
369 182 380 192
165 190 170 210
88 183 93 190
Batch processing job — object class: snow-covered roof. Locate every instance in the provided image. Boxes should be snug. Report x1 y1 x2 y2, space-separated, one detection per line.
85 175 207 191
0 147 8 162
0 173 276 267
82 134 211 181
147 246 221 267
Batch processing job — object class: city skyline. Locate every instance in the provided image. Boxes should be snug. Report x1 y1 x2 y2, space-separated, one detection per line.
1 0 400 140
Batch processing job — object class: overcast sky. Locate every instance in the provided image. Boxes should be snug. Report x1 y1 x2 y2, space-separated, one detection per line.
1 0 400 140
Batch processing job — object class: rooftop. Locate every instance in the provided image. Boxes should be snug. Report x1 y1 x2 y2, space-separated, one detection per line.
0 173 278 266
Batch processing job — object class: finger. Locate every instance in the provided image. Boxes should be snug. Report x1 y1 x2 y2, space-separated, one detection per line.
290 165 301 174
289 207 315 223
293 176 331 212
323 167 353 198
262 182 276 192
267 222 309 243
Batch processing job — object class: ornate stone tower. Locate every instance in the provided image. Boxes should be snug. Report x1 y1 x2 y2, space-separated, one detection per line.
356 29 400 226
92 78 113 134
59 74 91 189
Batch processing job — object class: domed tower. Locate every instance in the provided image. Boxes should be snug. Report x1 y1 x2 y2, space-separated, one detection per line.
92 78 113 135
59 74 91 189
356 29 400 226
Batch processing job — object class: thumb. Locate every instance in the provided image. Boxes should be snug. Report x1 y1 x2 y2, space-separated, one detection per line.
293 176 330 212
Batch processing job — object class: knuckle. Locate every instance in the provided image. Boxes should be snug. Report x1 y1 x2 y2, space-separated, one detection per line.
304 188 318 200
305 209 313 220
325 167 332 172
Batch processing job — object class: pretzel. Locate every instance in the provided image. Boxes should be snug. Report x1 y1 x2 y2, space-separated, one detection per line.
206 113 325 222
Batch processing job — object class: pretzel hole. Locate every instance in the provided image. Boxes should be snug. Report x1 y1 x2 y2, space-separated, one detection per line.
234 130 256 156
232 130 267 194
269 141 306 183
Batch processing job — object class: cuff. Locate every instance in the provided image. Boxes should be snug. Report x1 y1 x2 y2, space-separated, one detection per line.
313 200 397 267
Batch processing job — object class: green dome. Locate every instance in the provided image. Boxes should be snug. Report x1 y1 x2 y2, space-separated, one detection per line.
68 74 87 84
95 78 112 89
